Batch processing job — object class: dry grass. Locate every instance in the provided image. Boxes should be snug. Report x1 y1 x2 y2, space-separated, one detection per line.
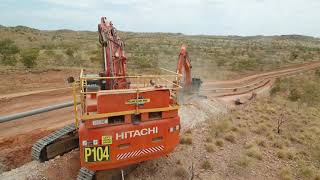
272 139 284 149
205 144 215 153
252 124 269 135
180 137 192 145
224 132 236 143
174 166 188 178
198 72 320 179
231 126 239 132
298 162 314 179
235 155 251 168
209 116 232 137
185 129 192 134
314 173 320 180
277 149 295 160
201 160 212 170
276 150 286 159
245 146 263 160
244 142 254 149
256 138 267 147
215 139 224 147
205 137 213 143
279 168 293 180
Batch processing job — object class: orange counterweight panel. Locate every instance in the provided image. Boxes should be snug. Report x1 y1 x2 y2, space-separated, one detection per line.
86 98 97 113
78 116 180 171
97 89 170 114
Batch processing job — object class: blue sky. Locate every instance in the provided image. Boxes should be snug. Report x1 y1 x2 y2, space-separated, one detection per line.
0 0 320 37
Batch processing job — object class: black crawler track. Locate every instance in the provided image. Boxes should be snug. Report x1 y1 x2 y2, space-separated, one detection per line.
31 123 78 161
77 167 96 180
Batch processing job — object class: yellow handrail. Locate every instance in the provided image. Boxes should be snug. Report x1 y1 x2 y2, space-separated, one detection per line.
73 69 181 122
72 82 79 127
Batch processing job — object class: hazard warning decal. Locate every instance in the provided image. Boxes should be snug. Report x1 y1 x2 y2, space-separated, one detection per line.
116 145 164 160
102 135 112 145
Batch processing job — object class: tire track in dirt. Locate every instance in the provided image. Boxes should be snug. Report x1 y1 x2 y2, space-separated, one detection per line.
201 60 320 101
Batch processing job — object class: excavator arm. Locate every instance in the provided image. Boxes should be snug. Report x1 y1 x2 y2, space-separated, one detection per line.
176 45 192 89
98 17 128 90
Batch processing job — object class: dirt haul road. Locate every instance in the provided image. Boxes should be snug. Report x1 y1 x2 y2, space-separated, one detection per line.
0 61 320 179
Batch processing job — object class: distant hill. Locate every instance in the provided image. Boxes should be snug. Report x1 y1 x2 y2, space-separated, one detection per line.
1 25 320 79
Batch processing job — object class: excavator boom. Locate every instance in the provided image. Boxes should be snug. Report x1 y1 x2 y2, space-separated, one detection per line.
98 17 128 90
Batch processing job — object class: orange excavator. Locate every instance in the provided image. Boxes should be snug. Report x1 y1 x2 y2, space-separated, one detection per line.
31 17 200 180
176 45 202 93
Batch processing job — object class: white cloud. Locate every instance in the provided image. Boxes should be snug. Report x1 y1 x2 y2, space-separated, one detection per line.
38 0 95 7
1 0 320 36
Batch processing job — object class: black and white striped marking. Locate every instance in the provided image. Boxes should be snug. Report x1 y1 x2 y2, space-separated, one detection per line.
116 145 164 160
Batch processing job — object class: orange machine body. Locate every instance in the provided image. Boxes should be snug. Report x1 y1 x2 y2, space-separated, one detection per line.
78 87 180 171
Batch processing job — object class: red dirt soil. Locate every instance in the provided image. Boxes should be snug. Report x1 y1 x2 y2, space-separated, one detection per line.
0 129 53 171
0 62 320 177
0 69 79 95
0 69 79 173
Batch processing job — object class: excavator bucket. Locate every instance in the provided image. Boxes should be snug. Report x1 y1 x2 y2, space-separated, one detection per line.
190 77 202 93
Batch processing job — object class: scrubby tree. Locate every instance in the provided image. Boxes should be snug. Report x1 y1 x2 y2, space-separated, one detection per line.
289 51 298 61
0 39 20 66
288 88 301 102
66 48 75 57
277 107 288 134
21 48 40 69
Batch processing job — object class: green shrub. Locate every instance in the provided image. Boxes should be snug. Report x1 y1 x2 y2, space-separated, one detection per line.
66 48 75 57
288 88 301 101
0 39 19 66
231 59 260 71
1 56 17 66
270 78 282 95
21 48 39 69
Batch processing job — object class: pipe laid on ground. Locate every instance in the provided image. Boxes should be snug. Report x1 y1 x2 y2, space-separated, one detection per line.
0 101 75 123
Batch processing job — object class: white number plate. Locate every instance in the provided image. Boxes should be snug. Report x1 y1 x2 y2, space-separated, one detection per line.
92 119 108 126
